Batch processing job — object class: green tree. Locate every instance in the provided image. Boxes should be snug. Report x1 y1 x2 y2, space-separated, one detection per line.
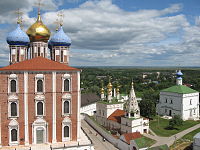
168 115 183 129
139 99 156 119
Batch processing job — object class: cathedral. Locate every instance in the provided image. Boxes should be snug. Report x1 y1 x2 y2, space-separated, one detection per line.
0 9 81 146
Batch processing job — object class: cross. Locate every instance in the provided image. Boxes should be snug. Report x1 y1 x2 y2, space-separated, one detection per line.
15 8 23 24
57 10 64 26
34 0 44 14
54 18 60 31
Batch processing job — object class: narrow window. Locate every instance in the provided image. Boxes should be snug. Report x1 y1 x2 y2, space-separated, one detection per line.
17 49 19 62
171 100 173 104
11 80 17 92
190 99 192 105
11 129 17 141
37 80 43 92
64 126 69 137
11 102 17 117
38 47 40 56
61 50 64 62
37 102 43 116
64 79 70 92
165 99 167 103
64 101 69 114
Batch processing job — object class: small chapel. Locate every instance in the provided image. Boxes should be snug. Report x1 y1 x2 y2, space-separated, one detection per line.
95 81 149 134
0 8 81 147
157 70 199 120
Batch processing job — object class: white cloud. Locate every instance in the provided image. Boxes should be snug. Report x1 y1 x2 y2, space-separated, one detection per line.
0 0 200 66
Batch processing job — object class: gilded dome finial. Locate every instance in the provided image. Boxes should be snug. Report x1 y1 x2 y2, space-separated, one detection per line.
15 8 23 24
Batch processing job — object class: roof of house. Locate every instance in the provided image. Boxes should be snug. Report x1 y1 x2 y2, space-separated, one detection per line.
161 85 198 94
81 93 100 107
107 109 125 123
0 57 79 71
123 132 142 144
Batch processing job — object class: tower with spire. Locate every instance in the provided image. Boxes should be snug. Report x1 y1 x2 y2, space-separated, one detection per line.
107 77 113 102
100 80 105 100
125 82 140 118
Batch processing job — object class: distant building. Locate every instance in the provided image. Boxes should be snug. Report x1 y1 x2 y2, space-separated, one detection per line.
80 93 100 116
157 70 199 120
95 81 149 134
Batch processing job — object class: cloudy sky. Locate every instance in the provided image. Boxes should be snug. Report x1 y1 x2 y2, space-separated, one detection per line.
1 0 200 66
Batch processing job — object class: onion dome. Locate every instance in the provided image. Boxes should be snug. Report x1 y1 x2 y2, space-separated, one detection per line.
26 13 51 42
176 70 183 79
49 26 71 46
7 23 30 45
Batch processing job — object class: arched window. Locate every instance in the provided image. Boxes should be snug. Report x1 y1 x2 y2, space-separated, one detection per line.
64 101 69 114
11 129 17 141
64 126 69 137
11 102 17 116
10 80 16 92
64 79 69 92
37 102 43 116
37 80 43 92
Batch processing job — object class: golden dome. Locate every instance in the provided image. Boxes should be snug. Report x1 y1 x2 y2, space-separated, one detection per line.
107 82 112 89
26 13 51 42
100 88 104 94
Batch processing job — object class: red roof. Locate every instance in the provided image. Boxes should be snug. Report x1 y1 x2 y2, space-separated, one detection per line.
107 109 125 123
123 132 142 144
0 57 80 71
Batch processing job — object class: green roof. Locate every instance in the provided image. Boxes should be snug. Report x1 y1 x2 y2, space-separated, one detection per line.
161 85 198 94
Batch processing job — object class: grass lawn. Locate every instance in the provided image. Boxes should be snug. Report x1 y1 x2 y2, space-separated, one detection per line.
135 136 156 148
182 128 200 141
150 116 199 137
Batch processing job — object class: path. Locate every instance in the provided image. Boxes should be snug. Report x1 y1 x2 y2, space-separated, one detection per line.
144 123 200 147
81 120 118 150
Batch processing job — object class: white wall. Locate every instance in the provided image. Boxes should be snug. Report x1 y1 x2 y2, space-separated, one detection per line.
157 91 199 120
81 103 96 116
182 93 199 120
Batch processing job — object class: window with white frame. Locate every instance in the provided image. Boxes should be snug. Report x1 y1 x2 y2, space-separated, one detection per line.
11 102 17 117
11 129 18 142
8 101 19 118
9 120 19 146
37 101 44 116
63 100 70 115
10 80 17 93
36 101 45 117
64 126 69 138
64 79 70 92
62 74 71 92
37 79 43 93
62 118 71 142
35 74 45 93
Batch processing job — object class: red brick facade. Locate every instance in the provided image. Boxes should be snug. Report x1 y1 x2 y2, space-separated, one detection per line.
0 70 79 146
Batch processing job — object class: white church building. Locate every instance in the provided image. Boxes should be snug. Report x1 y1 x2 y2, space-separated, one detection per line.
157 70 199 120
95 81 149 134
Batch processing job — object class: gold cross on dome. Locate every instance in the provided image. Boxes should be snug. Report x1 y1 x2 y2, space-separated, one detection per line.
54 18 60 31
15 8 23 24
34 0 44 14
57 10 64 26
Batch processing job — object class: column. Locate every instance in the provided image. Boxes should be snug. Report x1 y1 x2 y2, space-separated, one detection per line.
77 71 81 141
24 72 29 145
52 72 57 143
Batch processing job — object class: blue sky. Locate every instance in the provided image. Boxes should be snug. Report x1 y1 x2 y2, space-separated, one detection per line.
1 0 200 66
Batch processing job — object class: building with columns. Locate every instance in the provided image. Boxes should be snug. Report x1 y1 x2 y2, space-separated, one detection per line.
157 70 199 120
0 10 82 147
95 81 149 134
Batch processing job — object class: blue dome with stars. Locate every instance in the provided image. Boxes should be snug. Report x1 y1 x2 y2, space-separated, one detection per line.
7 24 30 45
49 26 71 46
